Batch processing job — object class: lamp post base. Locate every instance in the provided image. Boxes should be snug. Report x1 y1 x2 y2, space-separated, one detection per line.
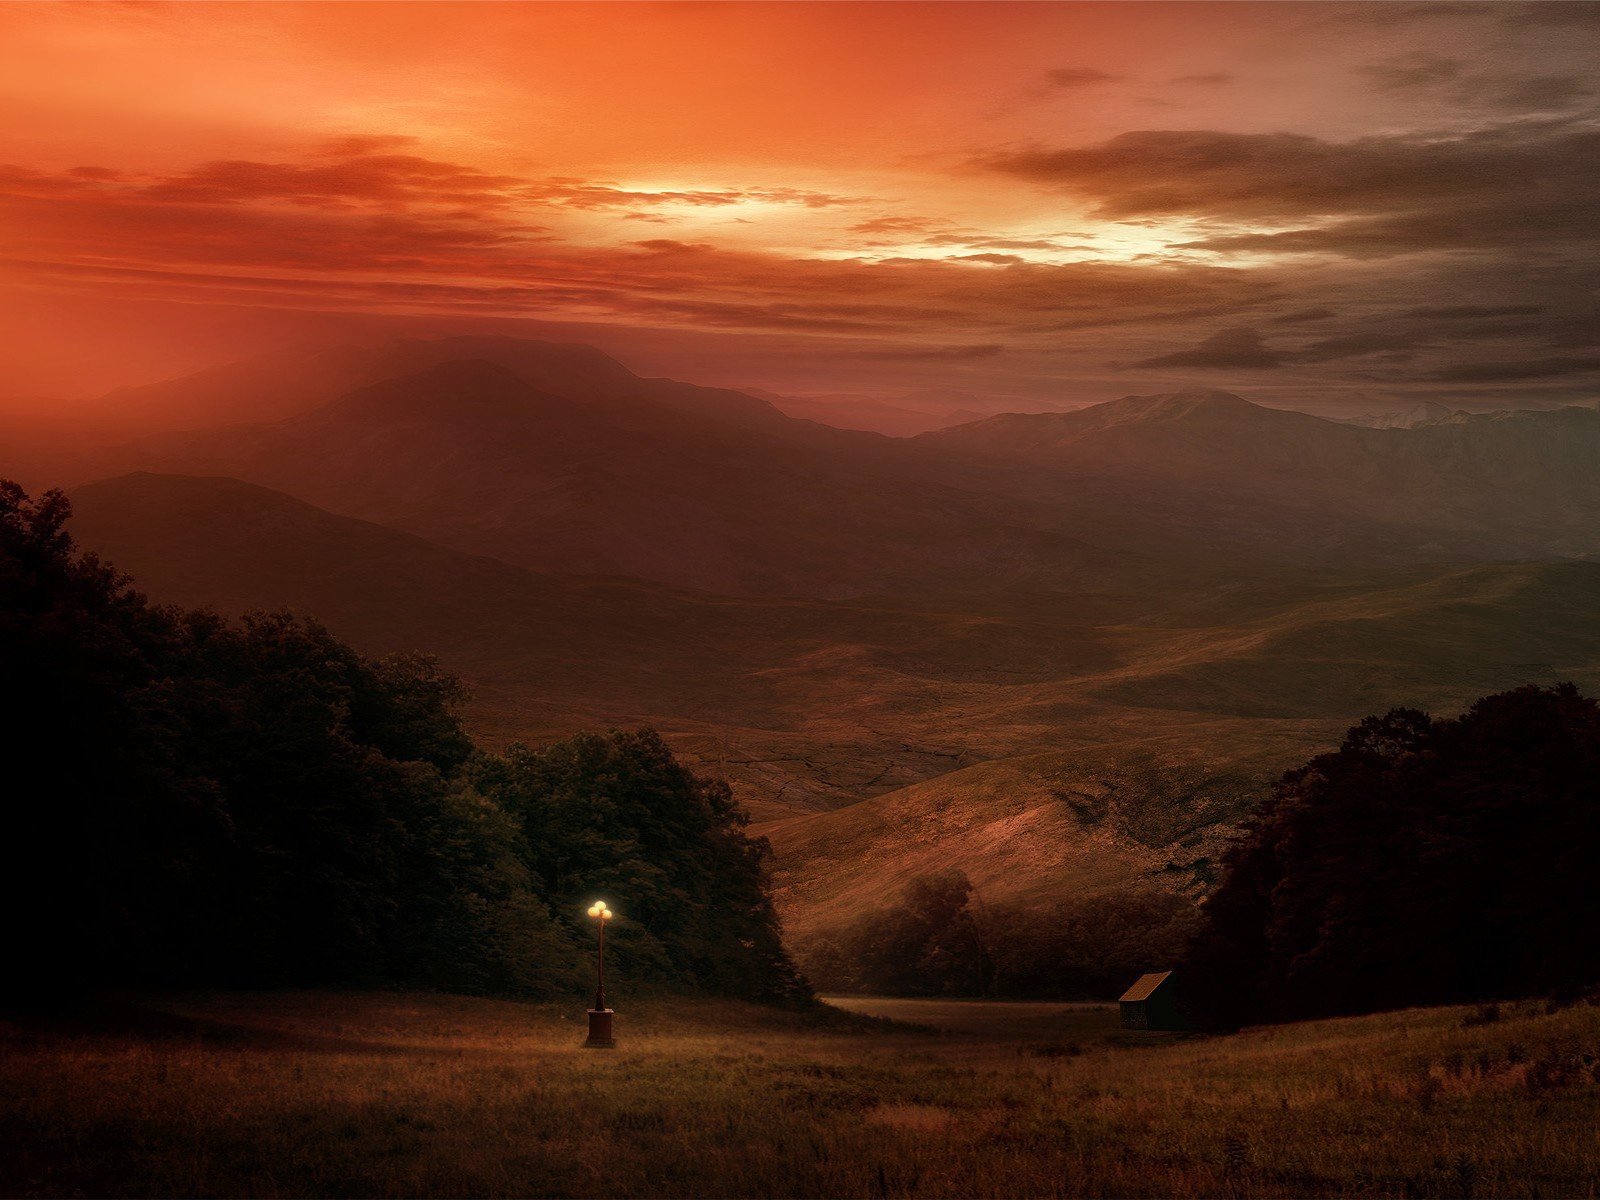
583 1008 615 1048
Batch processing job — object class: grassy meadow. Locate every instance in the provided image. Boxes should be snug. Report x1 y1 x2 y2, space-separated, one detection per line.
4 991 1600 1198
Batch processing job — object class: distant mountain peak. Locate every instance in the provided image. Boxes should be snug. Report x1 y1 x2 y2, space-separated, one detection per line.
386 334 641 389
316 358 561 428
1338 399 1460 430
1090 388 1259 422
922 388 1273 444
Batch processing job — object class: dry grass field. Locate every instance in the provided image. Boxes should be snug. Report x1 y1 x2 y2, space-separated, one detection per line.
4 990 1600 1198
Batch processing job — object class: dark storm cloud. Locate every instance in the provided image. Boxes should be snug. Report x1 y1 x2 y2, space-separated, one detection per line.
1136 327 1283 370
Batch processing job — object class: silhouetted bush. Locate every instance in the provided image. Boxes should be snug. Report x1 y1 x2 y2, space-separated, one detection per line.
1185 685 1600 1027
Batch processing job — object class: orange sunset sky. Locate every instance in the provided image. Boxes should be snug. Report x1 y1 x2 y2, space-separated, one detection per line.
2 1 1597 416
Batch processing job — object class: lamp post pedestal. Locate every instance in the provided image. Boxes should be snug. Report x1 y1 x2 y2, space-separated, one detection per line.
584 1007 615 1048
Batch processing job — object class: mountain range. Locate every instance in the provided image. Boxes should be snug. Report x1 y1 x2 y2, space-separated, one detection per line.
10 335 1600 938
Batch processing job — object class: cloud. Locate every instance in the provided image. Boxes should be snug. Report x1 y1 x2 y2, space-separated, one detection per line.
1504 2 1600 25
144 156 525 207
1136 327 1283 369
1172 73 1233 86
1333 2 1491 22
519 178 868 211
632 239 713 252
1486 74 1594 111
846 214 1094 258
986 125 1600 228
849 343 1006 360
983 123 1600 267
0 146 1289 376
7 122 1589 409
1360 53 1462 91
1044 68 1119 88
1425 355 1600 382
1294 332 1418 363
1270 307 1338 324
850 216 945 236
105 149 873 224
1358 52 1592 113
1407 304 1544 319
318 134 420 157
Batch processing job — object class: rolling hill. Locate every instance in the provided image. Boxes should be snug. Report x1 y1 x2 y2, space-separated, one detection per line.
923 389 1600 563
65 471 1130 815
764 556 1600 934
64 470 1600 938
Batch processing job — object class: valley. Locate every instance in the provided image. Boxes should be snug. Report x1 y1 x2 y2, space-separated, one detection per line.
11 336 1600 942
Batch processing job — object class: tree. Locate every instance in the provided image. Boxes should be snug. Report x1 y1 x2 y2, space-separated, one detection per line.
800 869 993 996
0 481 571 999
1185 685 1600 1027
471 729 810 1004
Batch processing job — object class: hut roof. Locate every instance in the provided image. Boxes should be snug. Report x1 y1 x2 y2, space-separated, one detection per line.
1119 971 1173 1003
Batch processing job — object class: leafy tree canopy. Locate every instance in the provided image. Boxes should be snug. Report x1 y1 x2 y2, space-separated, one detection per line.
0 481 805 1006
1185 684 1600 1027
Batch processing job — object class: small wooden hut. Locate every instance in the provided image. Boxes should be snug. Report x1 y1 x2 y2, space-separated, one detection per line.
1118 970 1186 1030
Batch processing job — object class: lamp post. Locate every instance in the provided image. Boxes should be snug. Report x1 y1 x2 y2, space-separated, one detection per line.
583 901 615 1048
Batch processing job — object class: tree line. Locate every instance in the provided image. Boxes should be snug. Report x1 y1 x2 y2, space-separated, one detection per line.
1183 683 1600 1027
797 868 1200 1000
0 481 806 1005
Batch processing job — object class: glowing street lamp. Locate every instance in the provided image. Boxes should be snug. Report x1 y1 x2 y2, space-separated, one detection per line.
583 901 616 1048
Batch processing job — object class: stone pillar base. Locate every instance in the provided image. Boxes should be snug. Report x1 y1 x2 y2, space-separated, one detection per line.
584 1008 615 1048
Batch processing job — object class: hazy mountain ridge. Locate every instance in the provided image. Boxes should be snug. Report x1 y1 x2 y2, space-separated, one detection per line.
924 388 1600 563
62 355 1139 598
33 350 1600 605
34 335 790 437
1336 399 1460 429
